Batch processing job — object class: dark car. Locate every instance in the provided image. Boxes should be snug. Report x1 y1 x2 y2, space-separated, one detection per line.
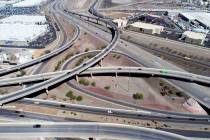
33 124 41 128
19 114 24 117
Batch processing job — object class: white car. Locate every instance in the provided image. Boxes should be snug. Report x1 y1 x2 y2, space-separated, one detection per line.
184 56 191 60
34 101 40 105
108 110 113 114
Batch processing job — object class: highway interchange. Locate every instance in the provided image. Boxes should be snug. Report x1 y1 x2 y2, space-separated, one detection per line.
1 0 210 139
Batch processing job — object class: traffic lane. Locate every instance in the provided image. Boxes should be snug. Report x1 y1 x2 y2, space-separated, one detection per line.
57 10 210 111
116 42 210 109
0 123 190 140
0 0 119 105
0 108 87 122
70 12 210 105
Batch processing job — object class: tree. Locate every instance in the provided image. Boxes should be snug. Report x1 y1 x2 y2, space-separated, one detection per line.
79 78 90 86
66 90 76 100
44 50 51 54
76 96 83 101
101 45 106 49
104 86 111 90
91 81 96 87
64 53 74 60
176 92 183 97
54 60 62 71
116 55 121 59
17 70 26 77
85 48 90 52
133 93 144 100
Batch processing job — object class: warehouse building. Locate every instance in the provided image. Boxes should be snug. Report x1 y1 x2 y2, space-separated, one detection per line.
0 24 49 46
0 15 47 25
113 18 127 28
0 15 49 47
179 12 210 29
127 22 164 34
181 31 206 45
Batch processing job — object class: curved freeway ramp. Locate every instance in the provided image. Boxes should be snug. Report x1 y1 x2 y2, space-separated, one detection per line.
0 122 190 140
0 0 120 106
1 66 210 87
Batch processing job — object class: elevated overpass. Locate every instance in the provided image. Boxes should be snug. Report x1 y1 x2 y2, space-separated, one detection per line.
0 0 120 106
1 66 210 87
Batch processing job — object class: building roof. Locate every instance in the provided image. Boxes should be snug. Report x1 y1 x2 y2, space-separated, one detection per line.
183 31 206 40
180 12 210 28
113 18 127 23
130 22 164 30
13 0 47 7
0 15 47 24
0 0 19 5
0 24 48 42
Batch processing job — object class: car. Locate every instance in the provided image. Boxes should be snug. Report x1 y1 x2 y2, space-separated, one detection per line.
208 119 210 122
60 104 66 108
33 124 41 128
15 111 20 113
107 110 113 114
184 56 191 60
189 118 196 121
34 101 40 105
19 114 24 117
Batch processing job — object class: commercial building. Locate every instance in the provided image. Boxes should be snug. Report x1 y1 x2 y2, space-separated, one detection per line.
113 18 128 28
0 15 47 25
13 0 47 7
181 31 206 45
0 24 49 46
0 7 38 15
0 0 20 7
179 12 210 29
127 22 164 34
0 15 49 47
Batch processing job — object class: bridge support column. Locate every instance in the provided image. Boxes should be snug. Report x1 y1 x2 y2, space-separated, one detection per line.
115 73 118 88
76 75 79 82
99 59 103 67
45 88 49 95
90 73 93 79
